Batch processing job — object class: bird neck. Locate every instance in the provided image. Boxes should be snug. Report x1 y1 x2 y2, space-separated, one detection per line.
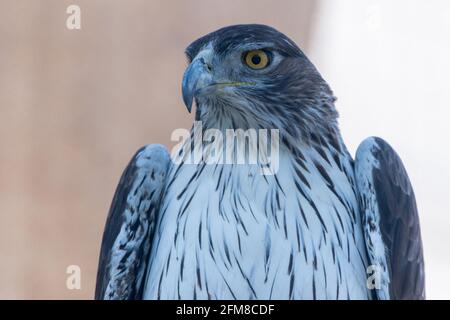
194 91 341 150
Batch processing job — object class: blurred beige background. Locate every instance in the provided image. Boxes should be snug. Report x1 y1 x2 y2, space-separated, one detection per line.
1 0 449 299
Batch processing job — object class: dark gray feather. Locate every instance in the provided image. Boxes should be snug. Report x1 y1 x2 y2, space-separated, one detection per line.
355 137 425 300
95 144 170 299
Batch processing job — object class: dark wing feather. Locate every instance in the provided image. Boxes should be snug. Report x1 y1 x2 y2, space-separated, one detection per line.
95 144 170 300
355 137 425 300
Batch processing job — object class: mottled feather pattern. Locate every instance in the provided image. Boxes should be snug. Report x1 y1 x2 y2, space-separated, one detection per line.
355 137 425 300
95 145 170 299
355 138 390 299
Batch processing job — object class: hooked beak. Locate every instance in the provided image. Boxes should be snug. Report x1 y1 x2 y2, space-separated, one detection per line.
182 57 208 113
181 56 256 113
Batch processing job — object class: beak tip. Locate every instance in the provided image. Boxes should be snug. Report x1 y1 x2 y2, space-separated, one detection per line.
182 92 193 113
186 102 193 113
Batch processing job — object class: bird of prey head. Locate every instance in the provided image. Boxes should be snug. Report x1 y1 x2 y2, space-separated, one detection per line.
182 24 338 140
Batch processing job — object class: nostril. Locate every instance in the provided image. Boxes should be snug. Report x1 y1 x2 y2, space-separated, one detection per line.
199 58 212 72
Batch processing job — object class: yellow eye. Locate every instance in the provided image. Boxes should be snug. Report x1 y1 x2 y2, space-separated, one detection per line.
244 50 269 69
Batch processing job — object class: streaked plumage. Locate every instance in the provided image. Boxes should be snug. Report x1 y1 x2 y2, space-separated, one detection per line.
355 137 425 299
95 24 425 300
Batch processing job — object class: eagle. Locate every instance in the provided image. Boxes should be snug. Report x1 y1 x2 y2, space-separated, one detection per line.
95 24 425 300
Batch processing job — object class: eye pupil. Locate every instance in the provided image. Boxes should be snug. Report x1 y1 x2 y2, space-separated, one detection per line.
251 55 261 65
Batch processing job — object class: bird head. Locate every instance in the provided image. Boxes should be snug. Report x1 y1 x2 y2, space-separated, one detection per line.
182 24 338 140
